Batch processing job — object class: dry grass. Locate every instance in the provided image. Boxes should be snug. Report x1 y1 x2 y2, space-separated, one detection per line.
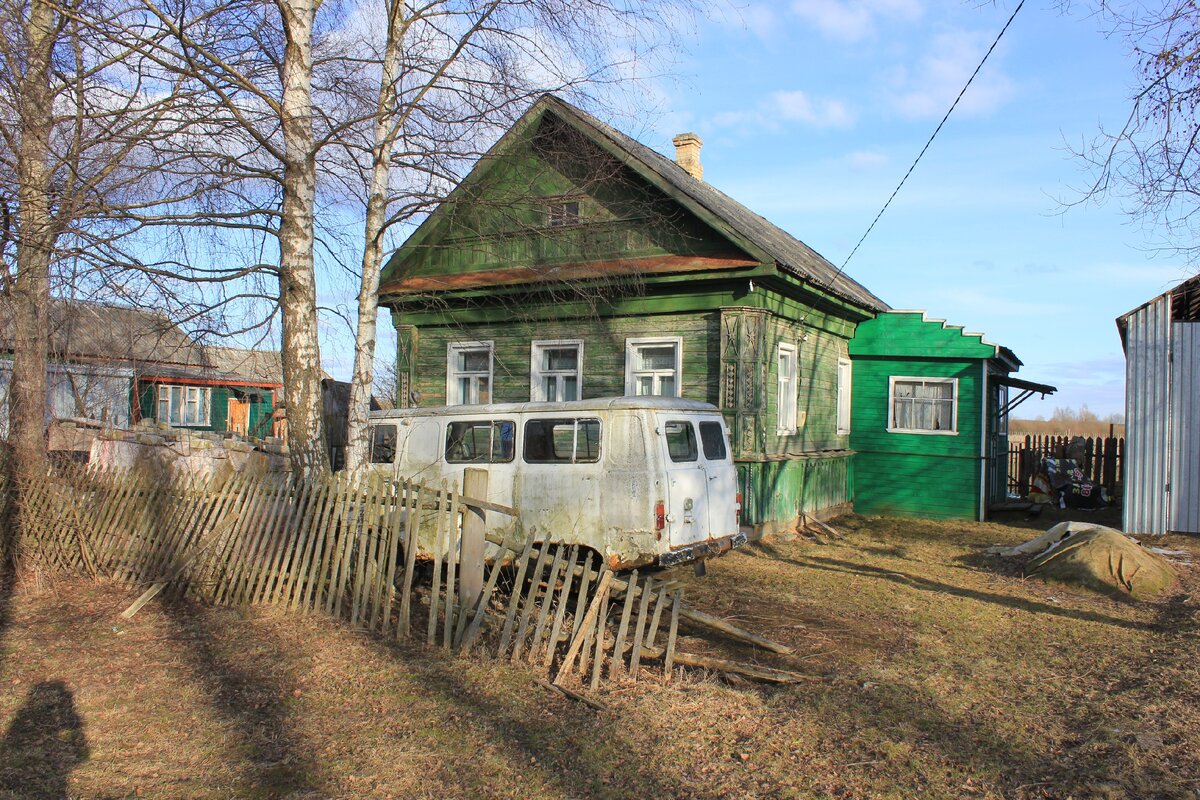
1 512 1197 799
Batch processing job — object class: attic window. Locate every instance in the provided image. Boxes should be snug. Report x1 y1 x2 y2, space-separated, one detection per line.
545 199 580 227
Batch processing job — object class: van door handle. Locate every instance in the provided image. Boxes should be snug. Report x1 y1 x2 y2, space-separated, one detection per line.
708 474 719 481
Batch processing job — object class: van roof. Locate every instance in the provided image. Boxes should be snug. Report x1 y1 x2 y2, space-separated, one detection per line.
369 396 722 420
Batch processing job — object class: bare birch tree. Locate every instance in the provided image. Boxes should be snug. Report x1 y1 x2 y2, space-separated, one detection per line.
338 0 692 471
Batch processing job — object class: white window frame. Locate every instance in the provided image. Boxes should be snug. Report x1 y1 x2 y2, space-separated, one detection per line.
887 376 958 435
836 358 852 435
156 384 212 427
530 339 583 402
446 341 494 406
624 337 683 398
776 343 799 434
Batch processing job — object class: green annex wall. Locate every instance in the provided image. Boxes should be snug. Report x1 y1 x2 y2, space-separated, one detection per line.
849 312 995 521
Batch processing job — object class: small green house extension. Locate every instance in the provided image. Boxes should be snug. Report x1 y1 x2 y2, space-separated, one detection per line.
848 311 1055 521
378 95 889 534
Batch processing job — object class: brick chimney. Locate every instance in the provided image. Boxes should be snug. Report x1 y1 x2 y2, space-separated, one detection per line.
672 132 703 181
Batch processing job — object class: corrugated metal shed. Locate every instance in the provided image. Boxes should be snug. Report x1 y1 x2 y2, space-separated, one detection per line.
1118 274 1200 534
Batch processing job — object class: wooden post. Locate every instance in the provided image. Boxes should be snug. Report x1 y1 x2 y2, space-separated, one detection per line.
459 468 488 619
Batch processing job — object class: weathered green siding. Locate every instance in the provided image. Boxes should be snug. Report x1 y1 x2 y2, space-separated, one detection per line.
401 310 720 406
739 455 852 535
849 312 990 521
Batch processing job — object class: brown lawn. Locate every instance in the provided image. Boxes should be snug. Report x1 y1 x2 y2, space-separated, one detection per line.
0 510 1197 800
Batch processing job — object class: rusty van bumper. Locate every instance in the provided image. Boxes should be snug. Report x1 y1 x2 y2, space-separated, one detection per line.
657 532 748 568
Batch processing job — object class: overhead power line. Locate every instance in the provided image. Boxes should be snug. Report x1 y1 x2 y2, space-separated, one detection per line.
830 0 1026 283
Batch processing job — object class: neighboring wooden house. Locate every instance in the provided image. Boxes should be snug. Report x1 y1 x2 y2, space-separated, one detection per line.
0 300 282 438
1117 274 1200 534
377 95 889 534
848 311 1055 520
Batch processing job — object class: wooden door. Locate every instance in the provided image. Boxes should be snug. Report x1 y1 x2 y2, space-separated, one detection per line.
227 397 250 434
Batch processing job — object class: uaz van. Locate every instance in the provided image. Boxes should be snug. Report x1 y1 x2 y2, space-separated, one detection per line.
367 397 746 571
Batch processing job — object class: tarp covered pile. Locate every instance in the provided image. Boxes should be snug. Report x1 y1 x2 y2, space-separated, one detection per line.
989 522 1176 599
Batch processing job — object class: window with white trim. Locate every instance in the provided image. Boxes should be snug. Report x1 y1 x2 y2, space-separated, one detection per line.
156 384 211 427
777 343 798 433
625 337 682 397
530 340 582 402
447 342 493 405
836 358 852 435
888 376 957 434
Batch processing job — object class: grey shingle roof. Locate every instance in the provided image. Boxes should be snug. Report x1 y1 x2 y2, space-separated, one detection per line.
0 300 281 386
547 96 889 312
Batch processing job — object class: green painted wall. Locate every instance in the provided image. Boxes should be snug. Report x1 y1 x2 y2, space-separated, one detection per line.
848 309 995 521
738 455 852 533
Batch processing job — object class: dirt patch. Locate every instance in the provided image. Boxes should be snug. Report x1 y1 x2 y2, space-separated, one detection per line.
1 514 1198 799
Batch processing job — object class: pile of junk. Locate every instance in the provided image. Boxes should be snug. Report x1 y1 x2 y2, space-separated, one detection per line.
1027 437 1108 510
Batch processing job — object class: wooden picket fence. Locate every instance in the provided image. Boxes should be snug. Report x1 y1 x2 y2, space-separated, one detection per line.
2 464 687 686
1007 434 1124 498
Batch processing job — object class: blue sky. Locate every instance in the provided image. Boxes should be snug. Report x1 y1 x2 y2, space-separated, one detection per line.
621 0 1196 419
329 0 1194 419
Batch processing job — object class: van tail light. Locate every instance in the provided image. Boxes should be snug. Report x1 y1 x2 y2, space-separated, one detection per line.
655 501 665 531
735 493 742 523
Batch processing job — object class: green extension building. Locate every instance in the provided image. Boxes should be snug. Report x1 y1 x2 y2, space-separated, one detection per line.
849 311 1055 520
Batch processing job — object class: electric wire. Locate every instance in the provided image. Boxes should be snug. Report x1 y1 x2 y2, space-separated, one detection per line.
830 0 1026 284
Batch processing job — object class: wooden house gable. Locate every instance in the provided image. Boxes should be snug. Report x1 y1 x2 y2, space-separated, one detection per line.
380 103 768 299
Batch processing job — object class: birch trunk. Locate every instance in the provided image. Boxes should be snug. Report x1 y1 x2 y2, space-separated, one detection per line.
277 0 328 477
342 0 406 473
10 0 58 479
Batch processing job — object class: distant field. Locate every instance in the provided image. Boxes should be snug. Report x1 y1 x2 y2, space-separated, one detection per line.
2 510 1196 799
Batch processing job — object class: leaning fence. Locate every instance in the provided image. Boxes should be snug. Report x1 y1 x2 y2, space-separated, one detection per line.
1007 434 1124 498
1 465 698 688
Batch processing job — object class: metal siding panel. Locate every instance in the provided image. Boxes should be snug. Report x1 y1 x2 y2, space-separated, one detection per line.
1124 296 1172 533
1170 322 1200 533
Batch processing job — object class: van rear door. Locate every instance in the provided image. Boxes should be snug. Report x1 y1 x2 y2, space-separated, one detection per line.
697 418 737 536
659 417 709 548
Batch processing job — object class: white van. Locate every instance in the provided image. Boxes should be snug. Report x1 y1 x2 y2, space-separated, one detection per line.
367 397 746 571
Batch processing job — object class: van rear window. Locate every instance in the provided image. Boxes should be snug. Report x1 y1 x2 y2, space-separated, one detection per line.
664 421 697 462
524 418 600 463
699 421 727 460
445 420 515 463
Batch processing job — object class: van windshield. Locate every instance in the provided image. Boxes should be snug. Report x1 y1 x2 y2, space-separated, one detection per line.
445 420 515 463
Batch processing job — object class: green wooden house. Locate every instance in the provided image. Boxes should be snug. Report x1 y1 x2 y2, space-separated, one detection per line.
848 311 1055 520
378 95 890 535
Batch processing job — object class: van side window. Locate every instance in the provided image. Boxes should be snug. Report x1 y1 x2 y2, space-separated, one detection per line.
370 424 397 464
699 421 727 461
664 421 698 462
445 420 515 463
524 418 601 463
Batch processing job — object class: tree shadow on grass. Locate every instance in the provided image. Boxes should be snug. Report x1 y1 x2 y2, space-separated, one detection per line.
0 680 89 799
387 644 708 800
159 600 323 797
752 542 1152 631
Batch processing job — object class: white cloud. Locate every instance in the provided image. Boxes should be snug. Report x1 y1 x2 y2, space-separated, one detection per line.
888 30 1015 119
790 0 923 43
846 150 888 169
771 90 856 128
